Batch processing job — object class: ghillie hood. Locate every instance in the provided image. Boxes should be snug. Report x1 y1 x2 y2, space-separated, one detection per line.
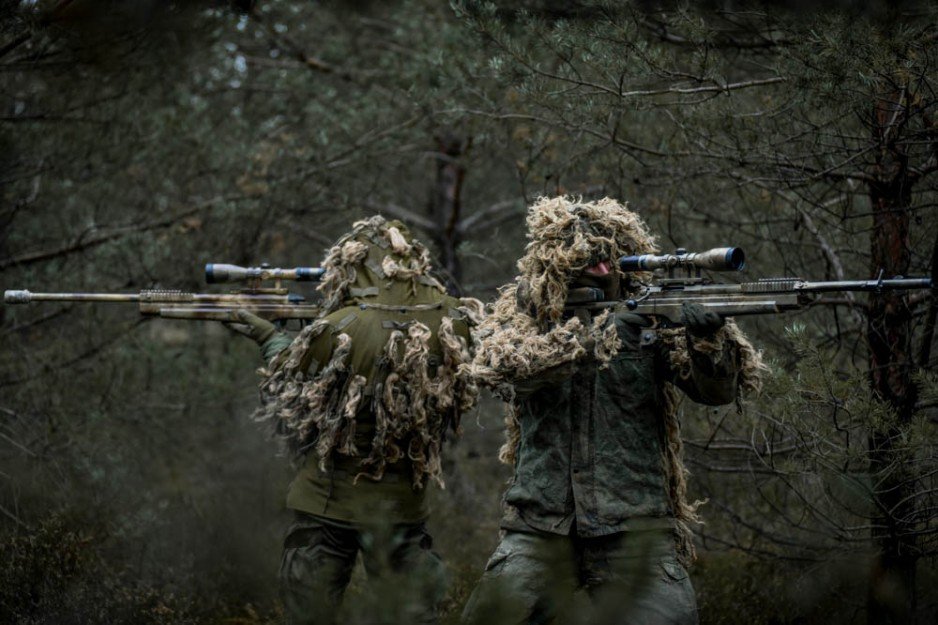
256 215 482 490
467 196 656 392
317 215 449 313
515 195 657 328
467 196 767 564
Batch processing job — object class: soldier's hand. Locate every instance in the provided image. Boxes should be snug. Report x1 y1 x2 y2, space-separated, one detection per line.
225 309 277 345
579 335 596 354
680 302 724 339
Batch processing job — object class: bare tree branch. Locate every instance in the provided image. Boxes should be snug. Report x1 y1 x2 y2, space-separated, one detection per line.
363 199 436 232
459 198 524 234
0 195 241 271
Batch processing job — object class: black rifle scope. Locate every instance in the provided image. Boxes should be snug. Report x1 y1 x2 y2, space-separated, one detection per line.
205 263 325 284
619 247 745 273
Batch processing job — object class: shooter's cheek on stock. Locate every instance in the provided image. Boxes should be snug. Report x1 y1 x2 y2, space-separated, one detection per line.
583 260 612 276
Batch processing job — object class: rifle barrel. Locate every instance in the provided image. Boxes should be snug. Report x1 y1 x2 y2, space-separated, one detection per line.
4 290 313 304
4 290 142 304
798 278 932 292
738 277 931 294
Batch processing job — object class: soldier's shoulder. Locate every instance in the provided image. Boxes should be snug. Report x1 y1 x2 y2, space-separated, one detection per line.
319 306 364 333
440 294 462 310
442 294 483 321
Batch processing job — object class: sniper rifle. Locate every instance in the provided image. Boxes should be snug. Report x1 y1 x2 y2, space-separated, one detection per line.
565 247 933 327
3 263 325 323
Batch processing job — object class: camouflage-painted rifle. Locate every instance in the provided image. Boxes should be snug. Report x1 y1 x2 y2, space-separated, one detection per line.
566 247 933 325
3 263 325 322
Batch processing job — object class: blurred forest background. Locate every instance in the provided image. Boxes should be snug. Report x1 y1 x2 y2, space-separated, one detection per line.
2 0 938 623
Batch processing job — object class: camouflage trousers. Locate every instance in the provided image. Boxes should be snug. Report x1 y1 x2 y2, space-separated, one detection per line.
279 511 446 625
461 528 698 625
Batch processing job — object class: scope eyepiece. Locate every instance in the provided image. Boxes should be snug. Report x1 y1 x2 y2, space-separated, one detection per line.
294 267 324 281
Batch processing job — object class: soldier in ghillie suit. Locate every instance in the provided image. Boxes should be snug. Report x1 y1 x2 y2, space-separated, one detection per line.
461 197 766 625
233 216 483 625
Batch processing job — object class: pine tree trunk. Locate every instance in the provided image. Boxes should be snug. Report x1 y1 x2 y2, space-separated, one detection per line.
866 90 918 625
428 132 467 295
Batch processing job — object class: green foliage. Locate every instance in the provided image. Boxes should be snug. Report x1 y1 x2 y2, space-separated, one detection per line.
0 512 203 625
694 551 871 625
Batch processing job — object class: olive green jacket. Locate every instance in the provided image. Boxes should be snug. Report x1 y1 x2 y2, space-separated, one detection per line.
262 250 472 524
501 311 738 536
285 296 472 524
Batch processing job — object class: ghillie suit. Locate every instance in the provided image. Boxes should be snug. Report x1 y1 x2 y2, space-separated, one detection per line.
466 196 766 566
250 216 483 625
256 215 482 499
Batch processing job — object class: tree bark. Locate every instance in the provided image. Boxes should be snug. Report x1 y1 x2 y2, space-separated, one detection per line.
428 132 468 295
866 89 918 625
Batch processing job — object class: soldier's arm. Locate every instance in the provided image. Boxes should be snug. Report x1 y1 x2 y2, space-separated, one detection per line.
230 310 334 371
674 333 739 406
660 304 739 406
262 333 294 363
467 291 590 397
227 310 294 362
296 323 336 376
452 300 570 398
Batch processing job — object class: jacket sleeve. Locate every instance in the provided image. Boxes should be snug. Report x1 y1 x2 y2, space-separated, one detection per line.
297 326 337 376
260 332 294 364
262 319 337 378
660 328 739 406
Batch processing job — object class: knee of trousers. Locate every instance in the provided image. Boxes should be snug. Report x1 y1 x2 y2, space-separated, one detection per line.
589 559 699 625
388 526 448 605
279 518 359 599
462 533 576 625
